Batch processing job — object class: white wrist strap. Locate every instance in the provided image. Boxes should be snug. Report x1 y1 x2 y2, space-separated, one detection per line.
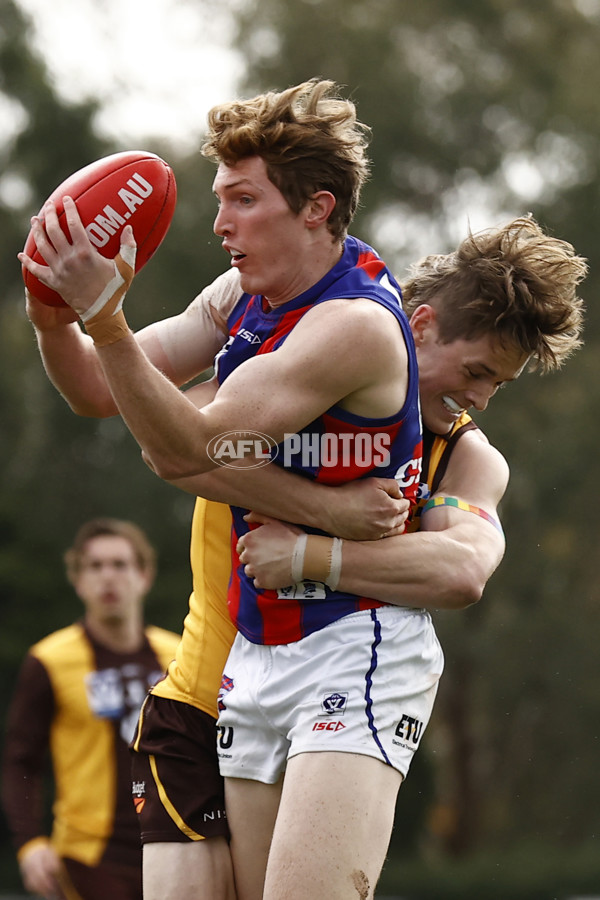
325 537 343 591
80 244 136 323
291 533 308 583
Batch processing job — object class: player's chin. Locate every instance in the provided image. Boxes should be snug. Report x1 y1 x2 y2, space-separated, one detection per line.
422 413 455 436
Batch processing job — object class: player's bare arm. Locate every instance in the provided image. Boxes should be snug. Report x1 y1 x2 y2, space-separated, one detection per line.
23 206 235 418
173 463 409 541
147 295 409 479
22 200 408 479
238 431 507 610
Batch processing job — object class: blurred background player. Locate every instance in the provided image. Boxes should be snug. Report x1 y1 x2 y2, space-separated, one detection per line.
1 518 180 900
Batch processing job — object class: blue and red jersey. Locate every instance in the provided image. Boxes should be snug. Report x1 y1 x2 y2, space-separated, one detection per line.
215 235 422 644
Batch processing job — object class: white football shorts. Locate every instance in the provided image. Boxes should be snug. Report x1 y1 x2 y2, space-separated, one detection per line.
216 605 444 783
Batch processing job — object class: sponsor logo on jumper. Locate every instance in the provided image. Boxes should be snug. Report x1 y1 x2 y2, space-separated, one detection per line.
394 457 421 490
320 692 348 716
218 674 234 712
85 172 155 248
132 780 146 813
207 430 394 470
277 581 326 599
392 714 424 748
132 780 146 797
312 720 346 732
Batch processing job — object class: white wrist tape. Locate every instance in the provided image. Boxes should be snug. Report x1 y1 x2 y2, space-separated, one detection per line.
80 244 136 323
325 537 343 591
291 533 308 584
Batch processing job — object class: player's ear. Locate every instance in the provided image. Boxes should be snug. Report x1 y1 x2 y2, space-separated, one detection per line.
409 304 437 344
305 191 336 229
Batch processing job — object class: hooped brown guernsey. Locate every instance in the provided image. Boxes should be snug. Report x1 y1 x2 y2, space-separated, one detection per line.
2 621 179 866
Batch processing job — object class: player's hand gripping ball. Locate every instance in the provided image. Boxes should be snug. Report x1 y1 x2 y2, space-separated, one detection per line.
22 150 177 307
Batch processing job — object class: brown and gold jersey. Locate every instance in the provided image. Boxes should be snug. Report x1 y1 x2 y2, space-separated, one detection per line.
2 622 179 866
408 412 479 531
151 499 235 719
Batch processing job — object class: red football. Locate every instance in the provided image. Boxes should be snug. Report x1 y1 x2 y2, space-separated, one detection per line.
22 150 177 307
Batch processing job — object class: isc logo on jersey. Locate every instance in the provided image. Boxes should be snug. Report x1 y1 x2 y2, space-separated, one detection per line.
237 328 261 344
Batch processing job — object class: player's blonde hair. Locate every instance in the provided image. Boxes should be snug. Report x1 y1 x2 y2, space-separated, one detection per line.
201 79 371 242
402 216 586 372
64 518 156 582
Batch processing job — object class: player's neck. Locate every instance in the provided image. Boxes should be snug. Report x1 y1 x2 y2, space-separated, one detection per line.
266 239 344 309
85 613 144 654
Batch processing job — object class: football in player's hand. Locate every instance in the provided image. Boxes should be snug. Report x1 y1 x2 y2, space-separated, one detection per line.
22 150 177 307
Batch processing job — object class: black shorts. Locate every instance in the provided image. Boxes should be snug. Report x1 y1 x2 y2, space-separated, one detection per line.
130 694 228 843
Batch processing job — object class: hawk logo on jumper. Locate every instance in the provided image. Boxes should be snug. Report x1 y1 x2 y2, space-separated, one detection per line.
85 665 158 744
277 581 327 600
218 674 234 712
320 692 348 716
132 780 146 814
393 714 424 748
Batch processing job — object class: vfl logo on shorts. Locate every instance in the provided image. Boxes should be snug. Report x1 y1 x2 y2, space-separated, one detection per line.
218 674 234 712
132 780 145 814
320 691 348 716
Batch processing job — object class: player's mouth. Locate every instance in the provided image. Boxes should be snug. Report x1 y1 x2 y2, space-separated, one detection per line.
442 395 465 416
228 247 246 266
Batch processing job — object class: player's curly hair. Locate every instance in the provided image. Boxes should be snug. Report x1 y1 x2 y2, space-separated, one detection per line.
64 518 156 582
402 216 586 372
201 79 371 242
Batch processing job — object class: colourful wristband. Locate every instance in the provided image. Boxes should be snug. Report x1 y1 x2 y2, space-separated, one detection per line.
421 496 504 535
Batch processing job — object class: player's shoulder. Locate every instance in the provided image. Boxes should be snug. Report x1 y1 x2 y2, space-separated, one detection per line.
30 623 87 663
298 294 406 361
185 268 242 324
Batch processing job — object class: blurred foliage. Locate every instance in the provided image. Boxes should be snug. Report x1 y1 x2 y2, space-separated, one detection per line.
1 0 600 895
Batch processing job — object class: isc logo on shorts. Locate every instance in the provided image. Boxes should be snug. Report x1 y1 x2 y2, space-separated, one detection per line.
312 721 346 732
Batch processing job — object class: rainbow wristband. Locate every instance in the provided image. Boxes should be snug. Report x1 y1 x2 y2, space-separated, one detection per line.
421 496 504 535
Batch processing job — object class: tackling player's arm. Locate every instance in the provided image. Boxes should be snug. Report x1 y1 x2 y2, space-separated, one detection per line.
173 463 409 542
239 429 508 610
